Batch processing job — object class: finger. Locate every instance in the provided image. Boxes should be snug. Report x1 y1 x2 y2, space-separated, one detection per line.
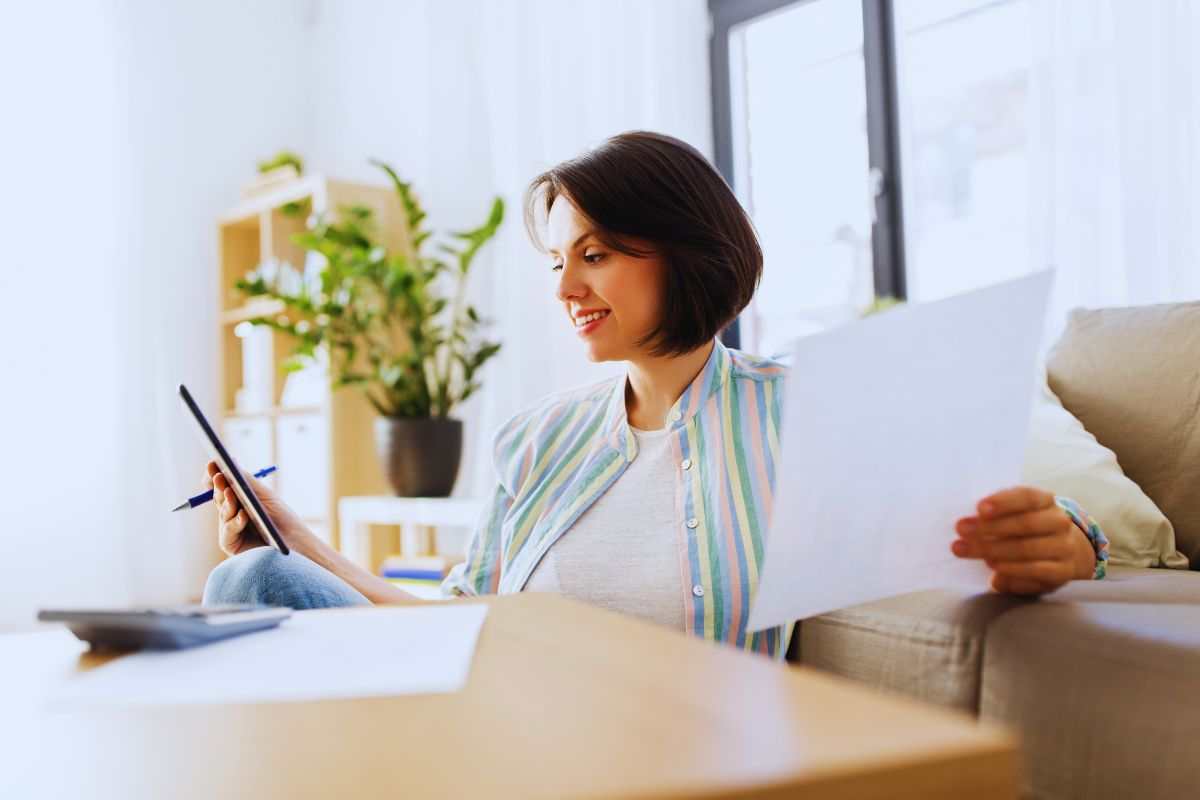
958 507 1071 541
991 559 1072 586
974 532 1071 563
977 486 1055 519
229 509 247 535
222 488 241 521
213 472 228 493
951 534 986 559
990 572 1050 596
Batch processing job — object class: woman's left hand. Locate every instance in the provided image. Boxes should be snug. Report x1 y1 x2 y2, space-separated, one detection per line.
951 486 1096 595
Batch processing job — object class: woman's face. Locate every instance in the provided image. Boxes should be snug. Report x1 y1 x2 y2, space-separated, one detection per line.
546 195 666 362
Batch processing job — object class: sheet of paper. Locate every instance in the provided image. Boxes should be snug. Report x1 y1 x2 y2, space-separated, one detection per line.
747 271 1053 631
47 603 488 707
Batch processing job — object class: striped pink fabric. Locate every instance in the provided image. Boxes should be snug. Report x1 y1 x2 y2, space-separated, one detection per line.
442 338 797 659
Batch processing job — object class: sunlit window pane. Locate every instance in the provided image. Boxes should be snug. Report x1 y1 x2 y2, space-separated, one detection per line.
731 1 875 357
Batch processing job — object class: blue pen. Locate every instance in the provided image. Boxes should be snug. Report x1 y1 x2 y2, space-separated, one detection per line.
171 466 278 512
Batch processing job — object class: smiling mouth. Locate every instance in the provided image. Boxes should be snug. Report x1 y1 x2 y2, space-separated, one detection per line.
573 310 611 328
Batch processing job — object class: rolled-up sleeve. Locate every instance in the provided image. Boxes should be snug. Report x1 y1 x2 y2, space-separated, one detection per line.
441 417 523 598
1055 495 1111 580
440 477 512 597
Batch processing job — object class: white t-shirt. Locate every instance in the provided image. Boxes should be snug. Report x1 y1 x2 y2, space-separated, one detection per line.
523 423 685 631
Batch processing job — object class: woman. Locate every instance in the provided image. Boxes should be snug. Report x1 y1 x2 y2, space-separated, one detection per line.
203 131 1109 659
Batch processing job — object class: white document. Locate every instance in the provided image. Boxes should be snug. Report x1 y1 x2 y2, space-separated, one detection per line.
747 271 1053 631
47 603 488 707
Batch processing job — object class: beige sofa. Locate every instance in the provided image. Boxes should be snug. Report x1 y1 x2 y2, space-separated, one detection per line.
786 302 1200 800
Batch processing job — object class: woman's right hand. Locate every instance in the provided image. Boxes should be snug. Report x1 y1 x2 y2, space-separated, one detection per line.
204 461 311 557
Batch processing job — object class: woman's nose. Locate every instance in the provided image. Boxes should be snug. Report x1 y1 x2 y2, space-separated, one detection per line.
555 261 587 303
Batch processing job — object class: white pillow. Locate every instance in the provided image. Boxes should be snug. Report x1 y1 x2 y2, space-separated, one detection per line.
1021 373 1189 569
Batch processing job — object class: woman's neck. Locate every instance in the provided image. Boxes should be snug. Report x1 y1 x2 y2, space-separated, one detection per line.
624 339 715 430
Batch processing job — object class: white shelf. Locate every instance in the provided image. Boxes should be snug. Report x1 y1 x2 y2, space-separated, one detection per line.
338 496 484 527
219 174 325 225
338 496 485 572
220 299 286 325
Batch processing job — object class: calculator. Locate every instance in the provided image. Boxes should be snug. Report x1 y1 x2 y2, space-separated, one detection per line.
37 604 293 651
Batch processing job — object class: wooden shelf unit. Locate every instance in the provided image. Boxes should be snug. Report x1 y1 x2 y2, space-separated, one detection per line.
216 175 409 550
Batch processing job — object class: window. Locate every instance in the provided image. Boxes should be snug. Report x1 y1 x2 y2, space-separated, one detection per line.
730 1 874 356
712 0 1035 356
711 0 905 357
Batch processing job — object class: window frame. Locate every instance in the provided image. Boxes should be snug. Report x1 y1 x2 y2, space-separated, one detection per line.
709 0 908 350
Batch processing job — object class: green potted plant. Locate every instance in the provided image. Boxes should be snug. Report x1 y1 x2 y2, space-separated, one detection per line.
236 159 504 497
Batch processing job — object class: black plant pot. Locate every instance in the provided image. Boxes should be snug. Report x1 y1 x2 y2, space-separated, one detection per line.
373 416 463 497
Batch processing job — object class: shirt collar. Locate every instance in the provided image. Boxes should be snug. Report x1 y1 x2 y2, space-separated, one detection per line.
603 337 733 458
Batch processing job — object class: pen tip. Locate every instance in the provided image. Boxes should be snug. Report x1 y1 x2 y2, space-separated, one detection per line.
171 501 189 512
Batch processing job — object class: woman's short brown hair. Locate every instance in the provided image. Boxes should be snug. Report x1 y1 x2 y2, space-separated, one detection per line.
524 130 762 357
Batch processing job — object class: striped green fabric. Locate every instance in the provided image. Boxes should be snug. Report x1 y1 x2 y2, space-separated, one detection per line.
442 338 797 659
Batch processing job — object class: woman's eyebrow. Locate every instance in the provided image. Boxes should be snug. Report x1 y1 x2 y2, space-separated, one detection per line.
548 230 595 255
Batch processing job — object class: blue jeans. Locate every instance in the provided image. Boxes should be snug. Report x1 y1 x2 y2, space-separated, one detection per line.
202 547 372 610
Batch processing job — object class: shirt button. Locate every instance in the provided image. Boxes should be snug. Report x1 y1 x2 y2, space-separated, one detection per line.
670 410 682 422
686 518 698 529
680 458 692 470
692 584 705 597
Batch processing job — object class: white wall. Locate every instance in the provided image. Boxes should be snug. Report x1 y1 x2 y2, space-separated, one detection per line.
0 0 317 630
0 0 129 630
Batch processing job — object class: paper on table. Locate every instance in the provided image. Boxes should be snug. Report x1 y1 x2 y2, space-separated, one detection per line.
747 271 1053 631
47 603 488 707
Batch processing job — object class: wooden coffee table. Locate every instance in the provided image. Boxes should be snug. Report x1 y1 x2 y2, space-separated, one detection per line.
1 592 1017 799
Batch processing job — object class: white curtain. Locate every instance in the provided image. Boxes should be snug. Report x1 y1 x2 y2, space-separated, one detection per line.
463 0 713 494
1029 0 1200 337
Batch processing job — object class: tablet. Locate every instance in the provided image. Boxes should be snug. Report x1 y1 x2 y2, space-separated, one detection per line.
178 383 289 555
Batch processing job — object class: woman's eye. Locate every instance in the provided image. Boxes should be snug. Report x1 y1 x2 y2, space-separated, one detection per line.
551 253 601 271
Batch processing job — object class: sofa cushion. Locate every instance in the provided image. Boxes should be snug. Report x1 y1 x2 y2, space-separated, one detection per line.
1046 302 1200 568
1022 372 1188 569
792 588 1031 711
980 567 1200 800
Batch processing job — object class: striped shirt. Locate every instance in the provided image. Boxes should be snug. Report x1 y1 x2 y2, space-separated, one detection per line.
440 336 1109 660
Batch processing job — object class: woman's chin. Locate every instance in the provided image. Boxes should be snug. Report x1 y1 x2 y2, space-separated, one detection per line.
581 338 618 363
